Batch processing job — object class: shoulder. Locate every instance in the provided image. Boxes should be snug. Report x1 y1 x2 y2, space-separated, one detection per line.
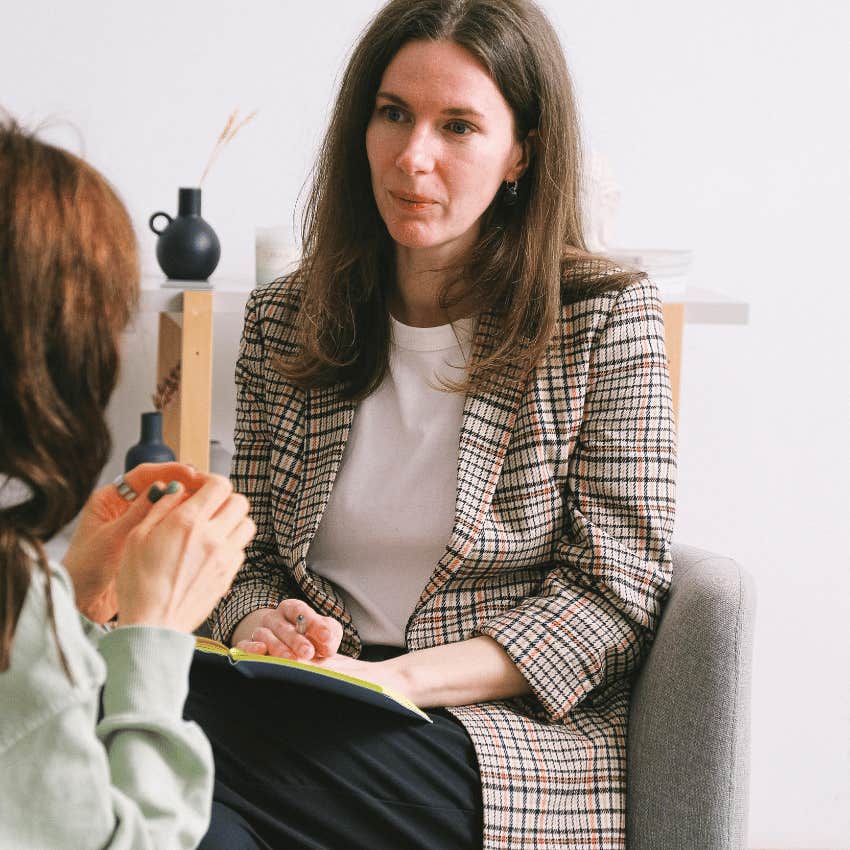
248 274 303 326
536 277 663 375
250 273 304 315
242 274 305 354
557 276 662 341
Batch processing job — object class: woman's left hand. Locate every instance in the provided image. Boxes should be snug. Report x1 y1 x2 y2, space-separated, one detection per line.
62 463 204 622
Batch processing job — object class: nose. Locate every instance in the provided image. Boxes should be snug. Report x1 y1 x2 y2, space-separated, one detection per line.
395 125 436 175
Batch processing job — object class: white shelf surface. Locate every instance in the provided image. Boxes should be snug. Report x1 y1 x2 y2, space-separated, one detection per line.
140 275 255 314
140 276 750 325
669 285 750 325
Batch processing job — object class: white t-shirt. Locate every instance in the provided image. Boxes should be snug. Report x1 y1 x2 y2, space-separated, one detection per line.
307 313 475 646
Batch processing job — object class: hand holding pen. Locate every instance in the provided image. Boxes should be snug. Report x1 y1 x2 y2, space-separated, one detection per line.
233 599 343 661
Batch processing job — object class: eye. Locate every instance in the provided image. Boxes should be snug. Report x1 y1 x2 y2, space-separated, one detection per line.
446 120 472 136
380 105 406 124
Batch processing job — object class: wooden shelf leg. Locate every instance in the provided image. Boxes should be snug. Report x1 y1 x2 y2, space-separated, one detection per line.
662 302 684 425
155 291 213 472
179 291 213 472
156 311 183 460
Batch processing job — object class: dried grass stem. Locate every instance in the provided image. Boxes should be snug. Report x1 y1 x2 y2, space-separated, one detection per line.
199 108 257 184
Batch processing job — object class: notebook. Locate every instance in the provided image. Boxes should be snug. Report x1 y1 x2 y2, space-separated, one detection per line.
193 637 431 723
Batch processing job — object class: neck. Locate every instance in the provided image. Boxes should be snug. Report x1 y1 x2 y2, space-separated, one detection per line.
391 239 478 328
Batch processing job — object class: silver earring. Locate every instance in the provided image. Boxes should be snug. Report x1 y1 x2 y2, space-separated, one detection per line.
502 180 519 206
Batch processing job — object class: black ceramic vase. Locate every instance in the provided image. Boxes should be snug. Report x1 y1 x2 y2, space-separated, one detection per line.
149 187 220 281
125 412 176 472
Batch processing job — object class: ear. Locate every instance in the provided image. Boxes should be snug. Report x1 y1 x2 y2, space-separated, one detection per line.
505 129 537 182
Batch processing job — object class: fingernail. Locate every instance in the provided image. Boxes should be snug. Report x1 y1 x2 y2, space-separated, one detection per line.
165 480 180 494
147 484 164 503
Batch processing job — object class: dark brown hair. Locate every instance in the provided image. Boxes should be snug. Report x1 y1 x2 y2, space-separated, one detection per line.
278 0 643 399
0 118 139 671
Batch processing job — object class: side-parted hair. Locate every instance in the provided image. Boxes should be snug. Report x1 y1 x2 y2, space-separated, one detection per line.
278 0 644 400
0 118 139 671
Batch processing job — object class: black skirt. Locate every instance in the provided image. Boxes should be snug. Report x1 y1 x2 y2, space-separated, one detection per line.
185 646 484 850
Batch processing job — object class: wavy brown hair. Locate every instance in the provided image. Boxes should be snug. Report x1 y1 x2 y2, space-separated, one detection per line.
0 118 139 672
278 0 644 400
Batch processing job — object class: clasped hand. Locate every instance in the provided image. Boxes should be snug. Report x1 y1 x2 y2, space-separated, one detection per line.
233 601 409 695
235 599 344 661
62 462 256 633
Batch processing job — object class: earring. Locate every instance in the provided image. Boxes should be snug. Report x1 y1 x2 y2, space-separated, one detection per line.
502 180 519 206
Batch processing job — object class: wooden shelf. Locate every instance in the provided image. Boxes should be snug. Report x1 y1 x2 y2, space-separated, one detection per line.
141 275 255 315
668 285 750 325
141 276 750 324
141 275 750 463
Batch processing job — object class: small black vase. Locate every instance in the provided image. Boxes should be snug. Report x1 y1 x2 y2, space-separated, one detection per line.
149 187 220 281
125 412 176 472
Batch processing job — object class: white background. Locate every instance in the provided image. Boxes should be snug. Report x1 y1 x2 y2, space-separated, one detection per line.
3 1 849 846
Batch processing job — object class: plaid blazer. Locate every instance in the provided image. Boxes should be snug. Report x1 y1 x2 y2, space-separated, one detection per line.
211 275 677 850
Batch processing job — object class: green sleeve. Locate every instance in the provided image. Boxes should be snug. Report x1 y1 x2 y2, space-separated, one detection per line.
94 626 215 849
0 566 214 849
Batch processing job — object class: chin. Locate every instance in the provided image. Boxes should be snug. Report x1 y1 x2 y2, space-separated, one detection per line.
385 221 444 250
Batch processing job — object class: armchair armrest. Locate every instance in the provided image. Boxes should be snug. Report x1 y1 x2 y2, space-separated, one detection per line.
627 543 756 850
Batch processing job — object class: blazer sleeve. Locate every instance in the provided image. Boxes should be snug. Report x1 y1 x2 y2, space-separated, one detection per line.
477 279 677 721
209 290 296 643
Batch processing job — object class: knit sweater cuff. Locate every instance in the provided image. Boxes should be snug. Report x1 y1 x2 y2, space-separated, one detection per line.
99 626 195 717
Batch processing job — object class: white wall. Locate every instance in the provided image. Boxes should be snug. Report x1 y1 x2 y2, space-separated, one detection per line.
4 1 849 846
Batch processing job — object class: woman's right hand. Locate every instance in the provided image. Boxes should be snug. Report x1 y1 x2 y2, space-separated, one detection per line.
116 474 255 633
63 462 205 623
233 600 343 661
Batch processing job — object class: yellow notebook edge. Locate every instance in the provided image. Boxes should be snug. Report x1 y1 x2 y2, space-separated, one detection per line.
194 636 430 722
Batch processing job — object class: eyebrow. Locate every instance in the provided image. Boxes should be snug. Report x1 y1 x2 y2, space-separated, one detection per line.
375 91 485 120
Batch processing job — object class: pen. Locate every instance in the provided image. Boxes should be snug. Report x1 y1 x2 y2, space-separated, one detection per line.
295 614 307 636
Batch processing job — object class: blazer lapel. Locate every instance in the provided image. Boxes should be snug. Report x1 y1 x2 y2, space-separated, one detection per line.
288 382 355 584
422 309 530 598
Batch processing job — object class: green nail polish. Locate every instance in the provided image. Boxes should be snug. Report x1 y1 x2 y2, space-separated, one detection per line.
147 484 164 503
165 480 180 494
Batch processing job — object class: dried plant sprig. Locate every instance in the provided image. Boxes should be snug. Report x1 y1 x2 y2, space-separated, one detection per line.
152 362 181 411
199 108 257 184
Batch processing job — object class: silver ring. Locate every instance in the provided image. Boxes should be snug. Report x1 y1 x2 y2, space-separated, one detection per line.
113 474 139 502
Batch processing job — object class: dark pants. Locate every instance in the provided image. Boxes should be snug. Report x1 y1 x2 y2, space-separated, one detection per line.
185 647 484 850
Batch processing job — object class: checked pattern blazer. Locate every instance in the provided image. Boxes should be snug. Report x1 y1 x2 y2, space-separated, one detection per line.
210 274 677 850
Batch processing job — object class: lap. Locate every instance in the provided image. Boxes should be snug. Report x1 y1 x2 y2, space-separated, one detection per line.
198 801 272 850
186 654 483 850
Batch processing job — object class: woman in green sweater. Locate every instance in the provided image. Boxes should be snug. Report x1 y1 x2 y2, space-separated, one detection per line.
0 119 256 849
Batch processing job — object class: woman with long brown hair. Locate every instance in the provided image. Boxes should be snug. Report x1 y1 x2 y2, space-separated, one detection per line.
0 119 256 848
191 0 677 847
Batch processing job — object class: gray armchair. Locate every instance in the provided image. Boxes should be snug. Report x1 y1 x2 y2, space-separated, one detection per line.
628 544 756 850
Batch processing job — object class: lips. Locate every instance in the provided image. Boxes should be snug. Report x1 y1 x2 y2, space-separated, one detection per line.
389 190 437 209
